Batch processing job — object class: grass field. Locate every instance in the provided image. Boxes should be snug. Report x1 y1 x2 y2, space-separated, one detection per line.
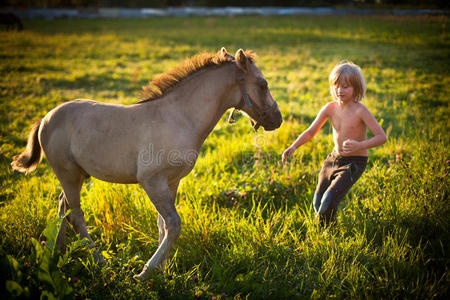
0 15 449 299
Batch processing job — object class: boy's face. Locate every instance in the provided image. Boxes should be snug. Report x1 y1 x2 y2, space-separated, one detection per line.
333 79 354 103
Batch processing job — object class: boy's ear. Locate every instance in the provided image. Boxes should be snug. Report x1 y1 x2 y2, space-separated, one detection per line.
235 49 248 73
220 47 228 58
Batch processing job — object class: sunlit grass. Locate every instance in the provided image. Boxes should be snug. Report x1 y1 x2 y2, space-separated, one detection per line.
1 15 449 298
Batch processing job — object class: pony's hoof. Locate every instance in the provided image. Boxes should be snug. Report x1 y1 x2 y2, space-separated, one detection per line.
134 270 149 281
134 264 156 281
93 251 107 266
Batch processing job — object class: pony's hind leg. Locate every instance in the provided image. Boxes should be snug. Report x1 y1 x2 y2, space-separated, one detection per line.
54 168 104 264
56 192 69 252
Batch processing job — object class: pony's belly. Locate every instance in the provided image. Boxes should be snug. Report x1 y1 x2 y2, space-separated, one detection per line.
79 161 138 184
87 171 138 184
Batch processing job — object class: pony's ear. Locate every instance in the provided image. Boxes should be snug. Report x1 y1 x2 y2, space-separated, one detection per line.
235 49 248 73
220 47 228 58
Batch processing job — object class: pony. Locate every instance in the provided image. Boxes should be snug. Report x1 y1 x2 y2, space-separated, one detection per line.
11 48 282 280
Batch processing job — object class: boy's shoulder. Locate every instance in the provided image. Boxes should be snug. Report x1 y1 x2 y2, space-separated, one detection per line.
341 101 370 113
353 102 371 116
325 101 338 107
322 101 338 112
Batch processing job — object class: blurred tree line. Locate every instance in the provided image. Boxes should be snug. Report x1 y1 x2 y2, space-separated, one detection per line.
0 0 447 8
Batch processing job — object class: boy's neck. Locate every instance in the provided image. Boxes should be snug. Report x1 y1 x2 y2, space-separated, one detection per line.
337 98 357 107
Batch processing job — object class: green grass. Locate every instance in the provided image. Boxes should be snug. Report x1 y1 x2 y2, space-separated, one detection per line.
1 15 449 299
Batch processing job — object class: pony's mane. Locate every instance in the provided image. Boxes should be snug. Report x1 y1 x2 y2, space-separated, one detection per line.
138 50 256 102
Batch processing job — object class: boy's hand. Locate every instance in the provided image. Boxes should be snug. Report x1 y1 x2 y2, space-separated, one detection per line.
282 147 295 163
342 139 362 155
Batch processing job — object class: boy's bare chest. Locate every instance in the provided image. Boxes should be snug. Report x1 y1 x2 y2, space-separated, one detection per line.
330 108 364 133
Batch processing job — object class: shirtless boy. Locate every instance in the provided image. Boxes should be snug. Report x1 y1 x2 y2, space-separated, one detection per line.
282 61 387 225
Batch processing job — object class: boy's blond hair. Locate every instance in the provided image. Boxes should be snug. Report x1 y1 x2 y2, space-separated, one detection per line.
329 61 366 102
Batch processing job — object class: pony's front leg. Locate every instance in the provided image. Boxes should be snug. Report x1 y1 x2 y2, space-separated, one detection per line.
157 181 180 245
135 177 181 281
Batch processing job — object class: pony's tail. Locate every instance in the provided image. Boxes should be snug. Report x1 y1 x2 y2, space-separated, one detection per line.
11 119 43 174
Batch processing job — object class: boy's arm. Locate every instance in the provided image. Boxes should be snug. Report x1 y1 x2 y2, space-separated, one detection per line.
342 106 387 154
282 103 331 162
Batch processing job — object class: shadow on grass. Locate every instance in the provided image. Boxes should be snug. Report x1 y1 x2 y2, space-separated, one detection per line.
39 73 140 96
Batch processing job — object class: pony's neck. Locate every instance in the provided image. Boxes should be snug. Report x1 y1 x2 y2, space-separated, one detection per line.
163 63 241 144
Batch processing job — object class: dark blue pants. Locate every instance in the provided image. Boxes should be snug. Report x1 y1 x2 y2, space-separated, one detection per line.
313 152 367 225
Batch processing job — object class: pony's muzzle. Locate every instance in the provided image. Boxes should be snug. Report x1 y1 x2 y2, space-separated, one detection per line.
261 107 282 131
